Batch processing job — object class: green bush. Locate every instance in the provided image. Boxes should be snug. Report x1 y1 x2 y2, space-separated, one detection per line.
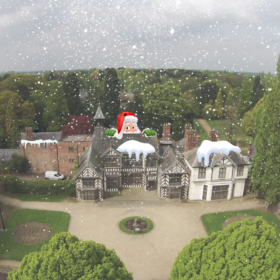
171 217 280 280
7 153 31 173
8 232 133 280
0 175 76 197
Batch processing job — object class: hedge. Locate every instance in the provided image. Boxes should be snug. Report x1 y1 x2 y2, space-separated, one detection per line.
0 175 76 197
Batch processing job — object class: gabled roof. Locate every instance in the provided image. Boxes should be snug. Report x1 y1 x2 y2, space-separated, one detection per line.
183 147 250 168
93 105 105 120
101 147 122 157
160 146 189 173
0 149 20 163
21 132 62 141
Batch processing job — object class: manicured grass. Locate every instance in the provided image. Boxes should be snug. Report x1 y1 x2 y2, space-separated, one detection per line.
14 194 68 202
119 216 153 235
201 209 280 239
206 119 253 147
0 209 70 260
193 119 209 142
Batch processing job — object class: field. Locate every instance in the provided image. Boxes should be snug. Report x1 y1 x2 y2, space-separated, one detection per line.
193 119 209 142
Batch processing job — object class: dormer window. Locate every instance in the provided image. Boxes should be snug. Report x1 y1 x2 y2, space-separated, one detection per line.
237 166 244 176
219 167 226 178
198 167 206 178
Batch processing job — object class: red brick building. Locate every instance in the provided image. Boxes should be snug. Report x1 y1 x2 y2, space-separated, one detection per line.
20 128 92 175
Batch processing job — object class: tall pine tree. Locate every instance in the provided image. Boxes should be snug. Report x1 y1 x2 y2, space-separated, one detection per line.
215 90 223 119
250 56 280 203
238 79 253 117
102 68 120 127
5 98 19 148
252 74 265 107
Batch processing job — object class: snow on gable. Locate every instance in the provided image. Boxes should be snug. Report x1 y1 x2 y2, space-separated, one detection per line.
117 140 155 161
21 139 58 149
197 140 241 167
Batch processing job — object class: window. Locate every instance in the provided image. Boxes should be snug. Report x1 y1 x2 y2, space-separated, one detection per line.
169 174 181 184
198 167 206 178
69 159 74 163
106 177 118 189
122 174 142 185
237 166 244 176
202 185 208 200
68 147 74 152
219 167 226 178
106 158 120 168
83 179 94 188
122 154 142 167
83 147 86 151
146 157 157 167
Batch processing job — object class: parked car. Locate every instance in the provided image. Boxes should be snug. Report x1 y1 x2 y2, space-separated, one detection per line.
45 171 64 180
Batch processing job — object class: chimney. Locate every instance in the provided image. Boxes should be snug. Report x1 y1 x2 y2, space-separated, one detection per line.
25 127 33 141
185 128 197 152
209 128 218 142
196 135 201 146
184 123 192 137
247 141 252 156
237 139 242 150
162 123 171 141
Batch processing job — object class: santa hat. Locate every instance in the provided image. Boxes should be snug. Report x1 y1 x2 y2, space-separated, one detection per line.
117 112 138 134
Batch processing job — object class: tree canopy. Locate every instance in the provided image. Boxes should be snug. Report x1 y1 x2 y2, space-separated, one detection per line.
171 217 280 280
8 232 133 280
250 57 280 203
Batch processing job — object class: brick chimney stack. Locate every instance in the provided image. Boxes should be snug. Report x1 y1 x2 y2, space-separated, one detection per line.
184 123 192 137
237 139 242 150
209 128 218 142
185 128 198 152
162 123 171 141
247 141 252 156
25 127 33 141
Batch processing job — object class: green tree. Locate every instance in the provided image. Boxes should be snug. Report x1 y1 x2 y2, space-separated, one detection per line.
171 217 280 280
250 60 280 203
102 68 120 126
140 81 193 140
5 99 19 148
18 101 36 131
202 104 216 120
199 81 219 105
43 81 69 131
241 97 264 137
63 72 83 115
8 232 133 280
238 78 253 117
252 74 265 107
224 105 238 143
215 90 223 119
7 154 31 173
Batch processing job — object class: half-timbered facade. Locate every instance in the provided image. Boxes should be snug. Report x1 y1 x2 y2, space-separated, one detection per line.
74 106 250 202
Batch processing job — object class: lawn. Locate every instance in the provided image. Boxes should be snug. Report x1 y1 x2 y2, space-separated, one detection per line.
193 119 209 142
206 119 253 147
14 194 68 202
201 209 280 240
0 209 70 260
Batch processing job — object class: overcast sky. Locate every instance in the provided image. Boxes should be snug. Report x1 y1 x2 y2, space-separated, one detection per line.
1 0 279 73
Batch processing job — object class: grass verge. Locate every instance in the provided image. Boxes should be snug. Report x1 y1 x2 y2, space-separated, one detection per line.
201 209 280 239
14 194 68 202
0 209 70 260
193 119 209 142
119 216 153 235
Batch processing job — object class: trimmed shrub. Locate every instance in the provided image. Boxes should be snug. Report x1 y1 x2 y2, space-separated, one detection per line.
0 175 76 197
171 217 280 280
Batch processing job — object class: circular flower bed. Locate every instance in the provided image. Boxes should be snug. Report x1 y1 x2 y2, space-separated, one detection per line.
119 216 153 235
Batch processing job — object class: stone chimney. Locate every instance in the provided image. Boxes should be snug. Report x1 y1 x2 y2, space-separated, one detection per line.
25 127 33 141
247 141 252 156
185 128 197 152
209 128 218 142
162 123 171 141
237 139 242 150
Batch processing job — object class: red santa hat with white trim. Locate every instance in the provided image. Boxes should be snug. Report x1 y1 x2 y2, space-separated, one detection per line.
114 112 139 139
